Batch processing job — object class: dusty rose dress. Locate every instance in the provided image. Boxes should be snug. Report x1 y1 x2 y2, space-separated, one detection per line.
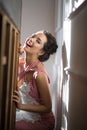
16 60 55 130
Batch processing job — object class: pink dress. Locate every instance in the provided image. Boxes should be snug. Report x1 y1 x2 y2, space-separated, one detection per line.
16 61 55 130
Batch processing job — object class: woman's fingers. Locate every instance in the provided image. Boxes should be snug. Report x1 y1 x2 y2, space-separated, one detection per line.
18 46 24 54
12 95 20 103
18 43 24 54
13 90 21 103
14 90 20 97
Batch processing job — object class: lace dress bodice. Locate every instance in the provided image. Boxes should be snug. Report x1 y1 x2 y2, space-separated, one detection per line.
16 81 41 122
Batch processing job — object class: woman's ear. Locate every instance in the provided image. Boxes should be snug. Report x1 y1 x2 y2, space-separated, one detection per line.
38 50 45 56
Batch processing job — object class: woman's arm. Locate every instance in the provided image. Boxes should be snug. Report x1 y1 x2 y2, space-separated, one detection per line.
13 72 52 113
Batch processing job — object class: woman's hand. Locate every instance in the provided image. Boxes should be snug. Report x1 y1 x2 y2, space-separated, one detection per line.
12 87 22 109
18 43 24 55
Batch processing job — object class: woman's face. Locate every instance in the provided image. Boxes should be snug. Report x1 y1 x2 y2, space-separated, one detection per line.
24 32 47 57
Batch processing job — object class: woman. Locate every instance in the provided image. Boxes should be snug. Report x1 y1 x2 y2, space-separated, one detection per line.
13 30 58 130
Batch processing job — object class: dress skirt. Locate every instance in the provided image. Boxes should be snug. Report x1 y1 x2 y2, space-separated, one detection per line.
15 112 55 130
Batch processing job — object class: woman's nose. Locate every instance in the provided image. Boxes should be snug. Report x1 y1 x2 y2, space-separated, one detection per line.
25 36 34 46
29 37 32 42
29 37 33 45
26 37 32 45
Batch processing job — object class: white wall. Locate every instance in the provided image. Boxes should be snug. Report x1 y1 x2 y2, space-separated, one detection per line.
21 0 55 43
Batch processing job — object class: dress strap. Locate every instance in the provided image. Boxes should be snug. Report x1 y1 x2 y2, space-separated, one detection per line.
18 61 41 81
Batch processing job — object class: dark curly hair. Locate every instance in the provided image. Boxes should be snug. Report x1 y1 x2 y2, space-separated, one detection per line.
38 31 58 62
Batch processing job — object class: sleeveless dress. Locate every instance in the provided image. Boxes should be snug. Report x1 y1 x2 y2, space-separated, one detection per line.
16 60 55 130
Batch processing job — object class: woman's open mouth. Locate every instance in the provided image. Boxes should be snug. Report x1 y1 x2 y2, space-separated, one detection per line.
26 43 32 47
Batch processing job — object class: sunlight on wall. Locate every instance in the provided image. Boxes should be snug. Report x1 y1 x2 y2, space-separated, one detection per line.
63 75 70 113
73 0 85 10
63 19 71 68
61 19 71 130
63 19 71 112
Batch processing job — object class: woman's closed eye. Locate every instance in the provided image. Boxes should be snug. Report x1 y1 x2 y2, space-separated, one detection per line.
36 38 41 44
36 37 41 44
31 34 42 44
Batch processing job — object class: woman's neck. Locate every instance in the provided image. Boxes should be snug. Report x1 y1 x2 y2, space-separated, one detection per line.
25 54 39 66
